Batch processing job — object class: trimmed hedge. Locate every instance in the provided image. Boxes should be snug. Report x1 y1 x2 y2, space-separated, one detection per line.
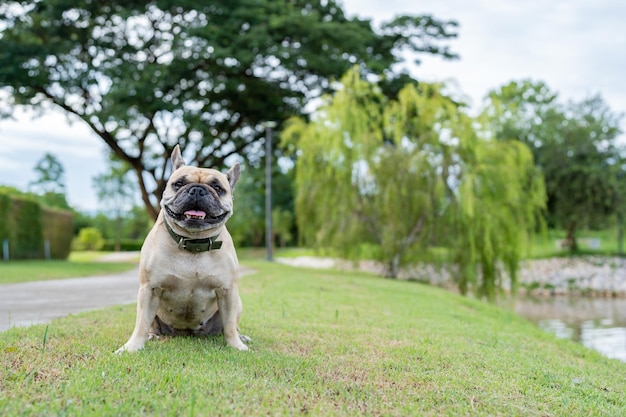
9 197 42 259
101 239 144 252
0 194 9 246
0 194 10 260
42 206 74 259
0 193 73 260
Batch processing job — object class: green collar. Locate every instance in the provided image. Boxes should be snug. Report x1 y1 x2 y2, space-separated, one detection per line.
164 220 222 252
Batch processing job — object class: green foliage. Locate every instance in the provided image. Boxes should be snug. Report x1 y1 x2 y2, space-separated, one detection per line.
482 80 625 251
28 152 66 195
0 193 9 246
451 140 546 298
272 208 294 247
227 163 295 248
1 154 71 211
283 69 390 261
227 164 269 247
5 197 43 259
0 0 458 219
92 154 137 210
93 153 138 215
41 206 74 259
72 210 98 236
0 188 74 260
37 192 71 210
93 154 142 250
121 206 153 240
101 239 144 252
73 227 105 251
284 68 545 299
0 184 70 210
74 206 152 243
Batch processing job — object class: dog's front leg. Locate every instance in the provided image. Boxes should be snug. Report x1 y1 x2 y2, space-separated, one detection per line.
216 284 248 351
116 284 160 353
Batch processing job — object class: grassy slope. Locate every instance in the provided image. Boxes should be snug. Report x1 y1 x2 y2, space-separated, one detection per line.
2 261 625 416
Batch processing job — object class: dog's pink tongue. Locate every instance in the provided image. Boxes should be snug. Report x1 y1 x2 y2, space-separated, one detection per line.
184 210 206 219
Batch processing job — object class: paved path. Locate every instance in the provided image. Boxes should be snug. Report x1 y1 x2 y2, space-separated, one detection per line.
0 268 140 331
0 264 256 332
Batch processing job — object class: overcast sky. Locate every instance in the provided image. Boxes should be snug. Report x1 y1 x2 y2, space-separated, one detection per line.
0 0 624 212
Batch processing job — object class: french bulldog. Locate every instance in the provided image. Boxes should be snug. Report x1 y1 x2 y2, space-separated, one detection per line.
116 145 249 352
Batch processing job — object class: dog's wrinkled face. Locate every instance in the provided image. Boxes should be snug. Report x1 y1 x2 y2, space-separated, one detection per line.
162 146 240 233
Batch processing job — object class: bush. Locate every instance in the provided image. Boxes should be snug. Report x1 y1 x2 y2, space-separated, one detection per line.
73 227 105 251
101 239 144 252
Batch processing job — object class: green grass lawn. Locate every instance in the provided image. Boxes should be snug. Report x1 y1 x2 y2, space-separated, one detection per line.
2 261 625 416
0 252 137 284
0 249 301 285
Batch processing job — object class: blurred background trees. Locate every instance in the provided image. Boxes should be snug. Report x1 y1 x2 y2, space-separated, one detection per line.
28 153 71 209
0 1 624 297
284 68 546 299
482 80 624 251
0 0 458 219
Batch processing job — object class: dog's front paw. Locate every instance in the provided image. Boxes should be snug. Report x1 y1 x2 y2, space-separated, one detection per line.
114 346 127 355
226 337 249 351
239 334 252 344
233 342 249 351
114 341 145 354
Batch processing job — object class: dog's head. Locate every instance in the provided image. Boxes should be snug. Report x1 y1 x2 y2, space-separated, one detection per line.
161 145 240 234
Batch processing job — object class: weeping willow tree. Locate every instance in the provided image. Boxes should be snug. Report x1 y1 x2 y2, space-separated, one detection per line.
451 140 546 298
283 67 545 299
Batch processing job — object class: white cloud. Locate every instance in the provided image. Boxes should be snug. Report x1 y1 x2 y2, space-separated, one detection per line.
342 0 626 116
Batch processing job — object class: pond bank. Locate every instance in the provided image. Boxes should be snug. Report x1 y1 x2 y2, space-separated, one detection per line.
277 255 626 297
517 257 626 297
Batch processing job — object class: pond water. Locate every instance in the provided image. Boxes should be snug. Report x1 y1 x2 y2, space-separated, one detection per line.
511 297 626 362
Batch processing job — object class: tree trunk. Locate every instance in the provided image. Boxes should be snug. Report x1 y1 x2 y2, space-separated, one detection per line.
565 221 578 252
382 215 426 279
618 211 624 256
115 215 122 252
384 254 401 279
134 168 159 221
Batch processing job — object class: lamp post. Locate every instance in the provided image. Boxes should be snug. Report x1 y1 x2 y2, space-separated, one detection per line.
263 121 277 261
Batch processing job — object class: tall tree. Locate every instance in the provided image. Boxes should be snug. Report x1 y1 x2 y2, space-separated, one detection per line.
283 68 545 299
29 152 66 194
482 80 624 250
226 162 295 247
29 152 71 209
0 0 458 219
93 153 138 251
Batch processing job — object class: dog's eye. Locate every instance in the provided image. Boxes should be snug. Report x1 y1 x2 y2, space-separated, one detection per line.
210 181 225 195
173 180 185 190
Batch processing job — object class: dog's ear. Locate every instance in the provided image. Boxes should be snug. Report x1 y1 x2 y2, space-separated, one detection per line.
226 163 241 191
171 145 185 171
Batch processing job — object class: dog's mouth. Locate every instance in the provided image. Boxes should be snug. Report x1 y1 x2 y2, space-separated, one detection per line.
184 210 207 220
166 206 228 225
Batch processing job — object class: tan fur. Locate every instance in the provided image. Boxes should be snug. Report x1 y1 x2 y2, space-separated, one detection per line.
116 146 247 353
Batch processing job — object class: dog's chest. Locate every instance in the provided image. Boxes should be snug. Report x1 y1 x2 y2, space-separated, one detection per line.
140 238 238 328
156 273 219 327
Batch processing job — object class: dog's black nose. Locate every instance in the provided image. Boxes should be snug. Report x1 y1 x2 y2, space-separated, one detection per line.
187 185 207 197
